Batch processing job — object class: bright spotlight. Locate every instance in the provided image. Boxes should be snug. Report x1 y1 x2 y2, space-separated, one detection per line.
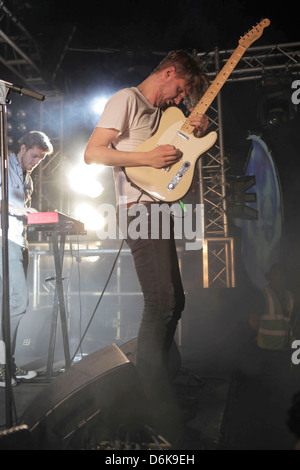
85 244 101 263
74 203 106 232
91 96 109 115
68 162 104 198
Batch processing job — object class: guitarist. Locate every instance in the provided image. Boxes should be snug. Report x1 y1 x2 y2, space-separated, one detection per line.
84 50 209 442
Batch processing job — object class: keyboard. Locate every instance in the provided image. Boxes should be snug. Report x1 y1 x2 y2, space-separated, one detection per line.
27 211 86 235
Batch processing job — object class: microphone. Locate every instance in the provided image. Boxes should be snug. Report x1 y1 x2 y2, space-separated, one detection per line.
9 84 45 101
0 79 45 101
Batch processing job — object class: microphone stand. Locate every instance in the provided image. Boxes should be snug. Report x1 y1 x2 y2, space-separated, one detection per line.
0 82 14 428
0 80 45 429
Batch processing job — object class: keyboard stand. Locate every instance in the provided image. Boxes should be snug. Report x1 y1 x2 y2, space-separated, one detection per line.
27 213 86 381
46 230 71 381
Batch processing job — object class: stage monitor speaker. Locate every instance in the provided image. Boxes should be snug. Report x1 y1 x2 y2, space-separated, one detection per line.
120 337 182 380
0 425 33 450
21 344 149 450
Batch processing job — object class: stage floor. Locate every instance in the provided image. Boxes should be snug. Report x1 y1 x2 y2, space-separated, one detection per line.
0 359 230 451
0 349 298 450
0 286 299 450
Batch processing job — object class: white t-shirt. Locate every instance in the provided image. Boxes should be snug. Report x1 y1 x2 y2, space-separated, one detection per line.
96 87 161 205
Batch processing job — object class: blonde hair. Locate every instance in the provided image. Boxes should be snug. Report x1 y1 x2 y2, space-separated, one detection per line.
153 50 209 104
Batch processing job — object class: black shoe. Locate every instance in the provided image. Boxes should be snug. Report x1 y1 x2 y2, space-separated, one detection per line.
0 364 17 388
15 367 37 380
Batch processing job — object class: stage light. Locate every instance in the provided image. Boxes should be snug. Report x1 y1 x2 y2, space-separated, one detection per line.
7 106 29 151
257 85 296 128
227 175 258 220
67 162 104 199
16 110 26 120
71 243 101 263
17 123 27 133
91 96 109 115
84 244 101 263
74 203 106 232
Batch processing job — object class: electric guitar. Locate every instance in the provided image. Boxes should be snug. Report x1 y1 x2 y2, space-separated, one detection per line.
125 19 270 202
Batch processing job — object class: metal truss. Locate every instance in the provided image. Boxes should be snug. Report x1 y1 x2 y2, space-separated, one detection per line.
0 1 46 89
199 41 300 82
196 42 300 287
0 2 66 220
202 237 235 288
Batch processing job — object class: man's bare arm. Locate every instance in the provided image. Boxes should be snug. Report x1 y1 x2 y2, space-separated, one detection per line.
84 127 182 169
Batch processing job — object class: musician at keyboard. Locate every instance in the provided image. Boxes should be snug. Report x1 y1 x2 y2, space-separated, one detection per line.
0 131 53 387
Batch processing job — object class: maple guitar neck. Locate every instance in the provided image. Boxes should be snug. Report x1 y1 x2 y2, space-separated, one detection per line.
181 44 247 134
181 16 272 133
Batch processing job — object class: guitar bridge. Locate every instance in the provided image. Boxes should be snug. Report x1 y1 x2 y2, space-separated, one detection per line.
167 161 191 191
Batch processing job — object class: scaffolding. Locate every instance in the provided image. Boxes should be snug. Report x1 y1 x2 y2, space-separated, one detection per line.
0 1 45 89
196 41 300 287
0 1 66 216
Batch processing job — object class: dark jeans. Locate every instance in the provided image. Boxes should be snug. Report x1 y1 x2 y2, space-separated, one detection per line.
120 203 185 413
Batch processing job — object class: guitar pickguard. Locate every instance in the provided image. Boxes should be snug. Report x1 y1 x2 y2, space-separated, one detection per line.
125 110 217 201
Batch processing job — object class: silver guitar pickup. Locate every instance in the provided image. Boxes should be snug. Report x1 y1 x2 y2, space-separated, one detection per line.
176 131 189 141
167 161 191 191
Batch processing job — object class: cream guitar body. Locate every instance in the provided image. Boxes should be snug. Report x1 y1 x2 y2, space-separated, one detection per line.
125 107 217 202
125 19 270 203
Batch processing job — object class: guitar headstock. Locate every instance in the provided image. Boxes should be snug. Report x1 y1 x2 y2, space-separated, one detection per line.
239 18 270 48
